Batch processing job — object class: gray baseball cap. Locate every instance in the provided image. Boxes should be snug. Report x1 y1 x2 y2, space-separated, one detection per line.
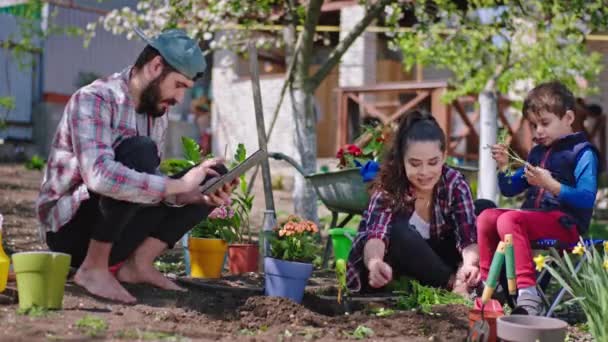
134 27 206 80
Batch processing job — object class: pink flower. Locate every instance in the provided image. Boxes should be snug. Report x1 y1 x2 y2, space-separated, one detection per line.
209 205 234 219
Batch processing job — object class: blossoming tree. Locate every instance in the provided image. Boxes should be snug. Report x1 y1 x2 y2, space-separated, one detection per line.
88 0 397 222
393 0 608 201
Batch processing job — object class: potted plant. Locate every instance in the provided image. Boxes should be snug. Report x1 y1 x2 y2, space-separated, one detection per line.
188 207 237 278
264 216 320 303
226 144 259 275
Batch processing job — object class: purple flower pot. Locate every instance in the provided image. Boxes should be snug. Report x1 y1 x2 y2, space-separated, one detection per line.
264 257 313 303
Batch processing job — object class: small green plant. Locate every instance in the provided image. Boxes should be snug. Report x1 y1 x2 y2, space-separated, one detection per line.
336 259 348 303
17 306 50 317
344 325 374 340
25 154 46 171
492 127 527 177
159 137 203 176
153 259 185 275
267 215 320 263
190 211 238 242
75 314 108 337
115 329 184 341
230 143 255 244
396 280 471 314
537 240 608 341
371 307 395 317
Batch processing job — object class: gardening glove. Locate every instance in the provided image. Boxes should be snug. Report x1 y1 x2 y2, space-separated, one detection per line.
367 258 393 288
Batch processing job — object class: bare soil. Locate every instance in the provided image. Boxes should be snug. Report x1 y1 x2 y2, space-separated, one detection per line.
0 164 593 341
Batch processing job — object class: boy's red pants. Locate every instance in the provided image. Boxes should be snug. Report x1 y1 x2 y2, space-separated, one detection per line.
477 209 579 288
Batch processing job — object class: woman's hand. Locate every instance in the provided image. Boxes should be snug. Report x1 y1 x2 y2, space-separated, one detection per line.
460 243 480 287
458 263 480 287
367 258 393 288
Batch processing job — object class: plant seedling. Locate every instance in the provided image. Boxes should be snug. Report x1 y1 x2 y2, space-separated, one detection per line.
75 314 108 337
17 306 50 317
345 325 374 340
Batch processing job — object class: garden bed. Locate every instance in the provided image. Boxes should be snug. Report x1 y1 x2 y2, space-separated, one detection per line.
0 164 596 341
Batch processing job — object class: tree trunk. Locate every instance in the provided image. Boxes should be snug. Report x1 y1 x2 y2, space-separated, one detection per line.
477 90 498 203
290 81 319 222
289 0 323 222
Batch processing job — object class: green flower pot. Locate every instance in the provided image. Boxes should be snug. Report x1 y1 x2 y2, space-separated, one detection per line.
12 252 71 310
328 227 358 262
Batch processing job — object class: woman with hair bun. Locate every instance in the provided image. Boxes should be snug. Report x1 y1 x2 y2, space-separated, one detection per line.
346 110 483 296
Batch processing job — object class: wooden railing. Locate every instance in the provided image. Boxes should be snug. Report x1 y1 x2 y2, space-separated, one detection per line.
336 80 606 164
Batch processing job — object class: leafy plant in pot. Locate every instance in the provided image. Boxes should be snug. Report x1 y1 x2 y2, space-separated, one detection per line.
225 144 259 275
264 216 320 303
188 209 236 279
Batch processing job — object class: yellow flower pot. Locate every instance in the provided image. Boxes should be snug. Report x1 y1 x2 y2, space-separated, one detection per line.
188 237 227 278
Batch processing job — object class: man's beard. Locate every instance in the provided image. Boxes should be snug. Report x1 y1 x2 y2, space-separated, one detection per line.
136 75 175 118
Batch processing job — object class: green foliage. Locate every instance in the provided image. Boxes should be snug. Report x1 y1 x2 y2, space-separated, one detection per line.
190 214 238 242
268 216 320 263
17 305 50 317
395 280 472 314
159 137 200 176
541 241 608 341
75 315 108 337
396 0 608 102
181 136 202 164
360 125 386 162
370 307 395 317
24 154 45 170
230 143 255 243
344 325 374 340
0 97 15 111
115 329 184 341
495 127 526 178
336 259 347 303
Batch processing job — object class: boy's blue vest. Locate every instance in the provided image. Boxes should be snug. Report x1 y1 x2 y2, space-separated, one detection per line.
522 132 599 234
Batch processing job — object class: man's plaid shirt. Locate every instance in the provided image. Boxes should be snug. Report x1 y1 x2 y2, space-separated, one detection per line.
346 166 477 292
37 68 169 238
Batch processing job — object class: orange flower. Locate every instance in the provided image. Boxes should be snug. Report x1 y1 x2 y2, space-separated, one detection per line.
278 229 285 237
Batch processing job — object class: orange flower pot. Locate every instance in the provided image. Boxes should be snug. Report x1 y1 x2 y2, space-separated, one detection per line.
228 243 259 274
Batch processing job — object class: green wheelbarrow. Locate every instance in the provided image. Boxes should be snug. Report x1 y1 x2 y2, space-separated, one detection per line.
269 152 370 268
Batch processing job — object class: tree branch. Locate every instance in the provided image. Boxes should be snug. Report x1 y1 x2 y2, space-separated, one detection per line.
308 0 391 90
296 0 324 79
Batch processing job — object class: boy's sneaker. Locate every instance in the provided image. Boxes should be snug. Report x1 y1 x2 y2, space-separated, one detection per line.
512 292 545 316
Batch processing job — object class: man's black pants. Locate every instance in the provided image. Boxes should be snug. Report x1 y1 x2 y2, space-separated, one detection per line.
46 136 209 267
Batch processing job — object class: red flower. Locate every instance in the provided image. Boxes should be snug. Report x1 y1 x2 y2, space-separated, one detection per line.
346 144 362 156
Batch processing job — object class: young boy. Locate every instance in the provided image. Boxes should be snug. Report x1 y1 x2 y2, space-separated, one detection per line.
477 81 600 315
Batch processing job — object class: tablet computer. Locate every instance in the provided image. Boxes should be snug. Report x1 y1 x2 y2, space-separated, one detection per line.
199 149 267 195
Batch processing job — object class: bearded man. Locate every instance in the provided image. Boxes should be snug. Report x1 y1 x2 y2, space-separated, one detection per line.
36 29 233 303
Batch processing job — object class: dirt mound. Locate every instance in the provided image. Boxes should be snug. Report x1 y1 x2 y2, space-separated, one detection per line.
238 296 327 328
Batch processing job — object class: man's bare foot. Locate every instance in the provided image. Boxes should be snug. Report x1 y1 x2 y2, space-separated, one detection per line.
74 267 136 304
116 259 185 291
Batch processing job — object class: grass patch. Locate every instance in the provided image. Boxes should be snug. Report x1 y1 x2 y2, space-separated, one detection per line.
17 306 50 318
75 314 108 337
154 253 186 275
115 329 185 341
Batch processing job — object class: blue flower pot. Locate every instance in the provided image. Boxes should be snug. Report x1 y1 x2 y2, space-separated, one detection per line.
264 257 313 303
